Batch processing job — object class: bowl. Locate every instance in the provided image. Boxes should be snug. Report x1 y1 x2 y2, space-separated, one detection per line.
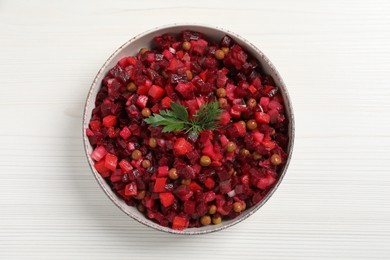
83 24 294 235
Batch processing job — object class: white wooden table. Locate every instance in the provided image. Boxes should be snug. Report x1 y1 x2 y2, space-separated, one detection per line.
1 0 390 259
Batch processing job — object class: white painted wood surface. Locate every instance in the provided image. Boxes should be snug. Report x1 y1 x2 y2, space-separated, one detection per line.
1 0 390 259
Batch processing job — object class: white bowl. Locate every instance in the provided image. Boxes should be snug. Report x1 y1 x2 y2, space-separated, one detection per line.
83 24 295 235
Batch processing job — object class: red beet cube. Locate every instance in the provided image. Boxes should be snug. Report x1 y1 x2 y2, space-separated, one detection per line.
137 85 150 95
255 112 270 124
202 143 223 161
174 185 193 201
136 95 148 109
119 127 131 140
190 39 208 55
91 146 107 161
119 159 133 173
233 122 246 136
161 96 173 108
184 200 196 215
148 85 165 99
102 115 117 128
260 97 270 109
175 82 195 99
110 169 124 183
125 182 137 196
257 175 276 190
173 138 192 155
172 216 188 230
104 153 118 171
162 49 174 60
154 178 167 192
188 182 202 193
158 166 169 177
248 85 257 94
204 191 216 202
253 132 264 143
94 159 110 178
159 192 175 207
204 177 215 189
220 111 231 125
89 120 101 131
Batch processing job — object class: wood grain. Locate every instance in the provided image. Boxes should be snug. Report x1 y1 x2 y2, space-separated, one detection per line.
0 0 390 259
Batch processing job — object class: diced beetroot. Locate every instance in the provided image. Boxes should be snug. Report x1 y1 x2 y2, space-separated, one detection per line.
241 174 250 186
188 182 202 193
176 50 184 59
102 115 116 128
216 70 228 87
106 127 117 138
267 109 279 124
199 130 213 143
110 169 124 183
248 85 257 94
204 177 215 189
202 143 223 161
173 138 192 155
136 95 148 109
174 185 194 201
158 166 169 177
161 96 173 108
118 57 129 68
260 97 270 109
253 132 264 143
119 159 133 173
104 153 118 171
175 82 195 99
127 142 135 151
177 165 196 179
220 111 231 126
94 159 110 177
91 146 107 161
263 85 275 95
148 85 165 99
172 216 188 230
230 106 241 118
167 58 184 72
89 120 101 131
190 39 208 55
160 192 175 207
219 180 232 194
226 83 236 100
268 100 283 111
125 182 137 196
127 56 137 66
204 191 216 202
261 140 276 149
162 49 174 60
256 174 276 190
154 178 167 192
137 85 150 95
119 127 131 140
255 112 270 124
193 164 202 174
144 196 155 209
86 128 94 137
234 122 246 136
184 200 196 215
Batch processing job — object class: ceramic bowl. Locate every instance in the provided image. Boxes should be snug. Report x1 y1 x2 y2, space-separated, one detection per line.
83 24 294 235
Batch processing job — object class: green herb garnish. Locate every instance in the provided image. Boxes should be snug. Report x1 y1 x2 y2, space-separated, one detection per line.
144 101 222 136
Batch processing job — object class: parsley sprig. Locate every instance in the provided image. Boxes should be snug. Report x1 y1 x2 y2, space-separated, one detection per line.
144 101 222 136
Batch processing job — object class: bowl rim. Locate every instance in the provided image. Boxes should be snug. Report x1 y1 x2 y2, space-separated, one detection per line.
82 23 295 235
